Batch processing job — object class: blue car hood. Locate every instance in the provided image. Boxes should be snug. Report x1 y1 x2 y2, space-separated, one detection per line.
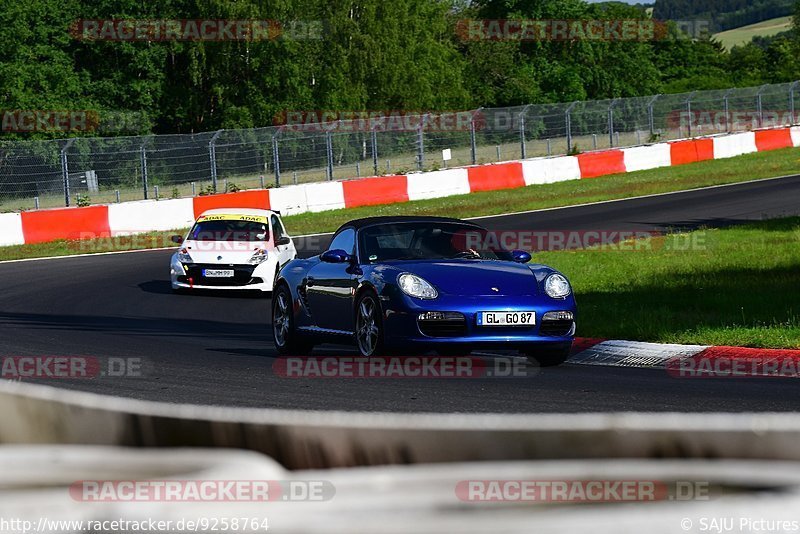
386 260 538 297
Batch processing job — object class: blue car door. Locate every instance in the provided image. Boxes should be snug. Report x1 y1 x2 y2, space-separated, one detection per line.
306 228 358 333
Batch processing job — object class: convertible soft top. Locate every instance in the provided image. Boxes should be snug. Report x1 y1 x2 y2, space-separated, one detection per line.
335 216 484 233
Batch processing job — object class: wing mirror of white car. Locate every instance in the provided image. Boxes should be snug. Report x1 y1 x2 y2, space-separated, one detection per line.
170 235 184 244
275 236 291 246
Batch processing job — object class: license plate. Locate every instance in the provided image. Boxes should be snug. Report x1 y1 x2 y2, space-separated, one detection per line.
477 311 536 326
203 269 234 278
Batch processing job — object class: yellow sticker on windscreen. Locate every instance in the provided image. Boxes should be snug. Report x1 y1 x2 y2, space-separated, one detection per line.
197 214 269 224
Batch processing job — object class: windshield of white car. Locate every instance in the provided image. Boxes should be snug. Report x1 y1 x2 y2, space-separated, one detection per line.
359 223 513 263
188 220 269 242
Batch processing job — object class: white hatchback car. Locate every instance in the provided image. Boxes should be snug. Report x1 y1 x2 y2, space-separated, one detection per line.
170 208 297 293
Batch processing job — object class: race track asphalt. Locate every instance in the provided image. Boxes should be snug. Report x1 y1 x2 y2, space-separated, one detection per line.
2 175 800 412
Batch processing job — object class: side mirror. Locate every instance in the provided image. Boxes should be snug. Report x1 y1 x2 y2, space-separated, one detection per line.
170 235 184 244
275 236 291 246
511 250 532 263
320 249 350 263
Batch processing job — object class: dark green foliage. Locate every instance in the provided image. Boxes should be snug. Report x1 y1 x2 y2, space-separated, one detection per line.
1 0 799 139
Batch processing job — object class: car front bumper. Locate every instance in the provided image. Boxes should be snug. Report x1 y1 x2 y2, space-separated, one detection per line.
381 293 577 350
170 260 276 292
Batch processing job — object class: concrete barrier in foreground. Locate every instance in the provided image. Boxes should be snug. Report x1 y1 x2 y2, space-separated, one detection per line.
2 380 800 469
2 446 800 533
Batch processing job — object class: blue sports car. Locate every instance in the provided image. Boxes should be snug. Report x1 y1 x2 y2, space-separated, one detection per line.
271 216 577 366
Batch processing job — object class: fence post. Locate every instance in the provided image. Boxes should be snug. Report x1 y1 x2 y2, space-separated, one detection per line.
470 107 483 165
140 139 149 200
646 94 661 137
685 91 697 138
519 104 532 159
208 130 223 192
790 81 800 125
756 84 769 128
325 127 335 180
607 99 619 147
722 88 734 132
370 127 379 175
416 114 425 171
565 102 578 153
60 138 76 207
272 128 282 187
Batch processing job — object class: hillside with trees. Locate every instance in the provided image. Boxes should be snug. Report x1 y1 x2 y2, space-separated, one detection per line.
1 0 799 138
653 0 795 32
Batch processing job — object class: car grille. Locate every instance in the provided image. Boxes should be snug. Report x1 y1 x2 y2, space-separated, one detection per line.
418 313 467 338
539 319 574 337
181 264 259 287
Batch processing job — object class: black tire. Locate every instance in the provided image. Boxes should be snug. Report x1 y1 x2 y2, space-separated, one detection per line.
524 346 571 367
354 291 385 357
272 284 314 355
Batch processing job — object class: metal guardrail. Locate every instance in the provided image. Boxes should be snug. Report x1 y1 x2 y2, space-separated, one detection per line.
1 81 798 211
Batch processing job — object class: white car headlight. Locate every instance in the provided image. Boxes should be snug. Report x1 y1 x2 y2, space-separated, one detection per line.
398 273 438 299
544 273 571 299
177 248 193 263
248 249 270 265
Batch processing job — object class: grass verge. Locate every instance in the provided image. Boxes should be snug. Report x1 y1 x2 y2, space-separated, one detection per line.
1 146 799 263
713 16 793 50
538 217 800 348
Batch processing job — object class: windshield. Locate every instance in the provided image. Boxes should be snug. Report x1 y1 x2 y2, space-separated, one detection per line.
359 222 513 263
188 220 269 242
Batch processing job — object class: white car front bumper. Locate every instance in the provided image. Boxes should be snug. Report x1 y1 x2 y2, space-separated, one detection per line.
170 255 278 292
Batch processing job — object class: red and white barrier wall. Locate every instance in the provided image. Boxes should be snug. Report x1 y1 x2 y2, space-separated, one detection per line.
2 126 799 247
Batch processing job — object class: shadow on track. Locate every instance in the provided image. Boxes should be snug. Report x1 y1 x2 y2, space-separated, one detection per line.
138 280 268 299
0 311 270 343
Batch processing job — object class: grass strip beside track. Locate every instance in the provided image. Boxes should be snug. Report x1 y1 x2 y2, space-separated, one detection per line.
1 146 799 263
539 217 800 349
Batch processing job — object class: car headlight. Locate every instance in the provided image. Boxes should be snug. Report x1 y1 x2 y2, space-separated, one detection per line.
544 273 571 299
248 248 269 265
398 273 438 299
177 248 193 263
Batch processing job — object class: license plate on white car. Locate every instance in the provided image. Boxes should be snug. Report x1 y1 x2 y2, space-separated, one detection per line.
203 269 234 278
477 311 536 326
